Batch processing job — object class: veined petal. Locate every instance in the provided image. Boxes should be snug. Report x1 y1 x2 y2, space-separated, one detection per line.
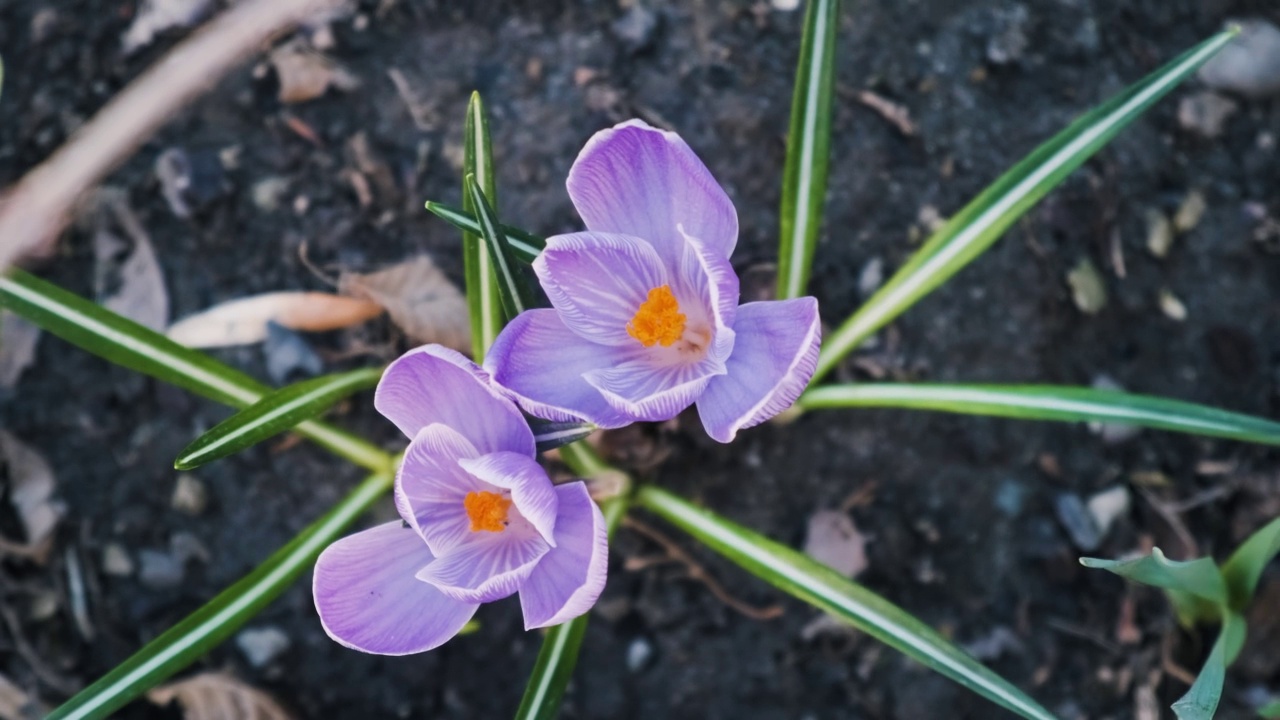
313 522 478 656
534 231 669 346
458 452 559 547
416 529 550 603
395 424 486 556
583 354 726 423
567 119 738 267
485 309 637 428
675 228 739 364
520 482 608 629
375 344 535 456
696 298 821 443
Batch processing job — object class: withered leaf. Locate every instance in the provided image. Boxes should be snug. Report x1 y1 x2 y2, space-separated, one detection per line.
269 38 360 104
148 672 293 720
0 310 40 389
803 509 868 578
94 227 170 332
0 430 62 558
339 255 470 353
167 292 384 348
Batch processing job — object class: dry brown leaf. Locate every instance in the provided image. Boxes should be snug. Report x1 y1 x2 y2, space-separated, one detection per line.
167 292 383 348
0 671 43 720
803 509 868 578
0 430 62 560
94 228 170 331
269 38 360 104
339 255 470 353
0 310 41 389
148 672 293 720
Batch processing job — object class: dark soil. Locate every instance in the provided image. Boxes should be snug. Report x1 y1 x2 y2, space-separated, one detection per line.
4 0 1280 718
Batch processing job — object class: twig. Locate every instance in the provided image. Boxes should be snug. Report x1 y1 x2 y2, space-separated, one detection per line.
623 517 784 621
841 86 916 136
0 0 344 273
1136 487 1199 558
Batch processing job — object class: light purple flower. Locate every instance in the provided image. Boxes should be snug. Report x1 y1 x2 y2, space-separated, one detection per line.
313 345 608 655
486 120 821 443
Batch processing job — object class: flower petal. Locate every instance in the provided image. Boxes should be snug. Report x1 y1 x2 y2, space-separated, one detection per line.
416 530 550 603
485 309 637 428
458 452 559 547
395 424 486 556
674 228 739 364
375 344 534 456
696 298 821 443
534 232 669 346
519 482 608 629
313 521 478 656
567 119 738 267
583 353 726 423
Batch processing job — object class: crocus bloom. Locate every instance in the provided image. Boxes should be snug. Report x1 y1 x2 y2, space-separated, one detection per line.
313 345 608 655
486 120 821 442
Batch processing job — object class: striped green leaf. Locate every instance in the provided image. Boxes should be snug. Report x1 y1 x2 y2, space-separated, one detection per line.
46 469 395 720
174 367 383 470
813 30 1239 383
462 91 505 358
798 383 1280 446
636 485 1057 720
424 201 545 264
465 174 537 319
777 0 840 300
1221 516 1280 609
1172 612 1246 720
0 269 392 473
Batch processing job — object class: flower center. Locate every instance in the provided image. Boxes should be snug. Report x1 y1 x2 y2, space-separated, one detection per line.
627 285 686 347
463 491 512 533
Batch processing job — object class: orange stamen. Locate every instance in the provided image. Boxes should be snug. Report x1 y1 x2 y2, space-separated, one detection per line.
463 491 513 533
627 285 686 347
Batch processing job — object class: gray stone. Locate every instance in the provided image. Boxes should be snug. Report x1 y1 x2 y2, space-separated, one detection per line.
611 4 659 53
626 636 654 672
1198 20 1280 98
1054 493 1101 552
171 474 208 515
236 626 291 668
102 542 134 577
138 549 184 589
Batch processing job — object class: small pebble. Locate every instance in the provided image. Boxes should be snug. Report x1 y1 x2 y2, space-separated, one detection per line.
626 637 654 672
1177 91 1238 139
1144 208 1174 258
102 542 134 577
1173 190 1207 233
1067 258 1107 315
1159 289 1188 321
1198 20 1280 98
236 626 291 668
771 0 801 10
1089 375 1141 444
251 176 291 212
1054 493 1102 552
611 4 659 53
171 474 208 516
1085 486 1130 538
857 257 884 299
28 589 59 620
264 321 324 385
138 549 184 589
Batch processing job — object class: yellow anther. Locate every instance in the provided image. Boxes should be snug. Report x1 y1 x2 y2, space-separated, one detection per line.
627 285 686 347
463 491 513 533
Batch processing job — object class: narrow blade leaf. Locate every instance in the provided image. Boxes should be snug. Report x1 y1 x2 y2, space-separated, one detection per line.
813 30 1238 383
1259 700 1280 718
46 470 394 720
465 174 538 319
462 91 505 358
0 270 392 473
1221 516 1280 609
424 201 545 264
529 418 597 453
1172 612 1246 720
798 383 1280 446
777 0 840 300
1080 547 1228 606
636 486 1057 720
174 368 383 470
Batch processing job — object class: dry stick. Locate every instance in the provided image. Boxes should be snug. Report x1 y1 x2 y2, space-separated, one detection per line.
0 0 344 273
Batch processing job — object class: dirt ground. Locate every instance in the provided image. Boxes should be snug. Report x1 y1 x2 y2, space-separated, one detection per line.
3 0 1280 718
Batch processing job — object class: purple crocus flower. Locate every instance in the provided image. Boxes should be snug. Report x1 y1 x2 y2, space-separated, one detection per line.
313 345 608 655
486 120 821 443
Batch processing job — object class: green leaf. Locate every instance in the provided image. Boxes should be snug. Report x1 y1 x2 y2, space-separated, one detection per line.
174 368 383 470
1221 516 1280 609
424 201 545 264
798 383 1280 446
47 469 395 720
812 30 1239 384
462 91 505 358
1080 548 1228 608
776 0 840 300
465 174 538 319
1258 700 1280 718
1172 612 1246 720
515 496 627 720
528 418 597 453
636 486 1057 720
0 270 393 473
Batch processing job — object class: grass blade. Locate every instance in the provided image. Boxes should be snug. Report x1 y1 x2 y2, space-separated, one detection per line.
46 469 395 720
424 201 545 263
812 30 1238 383
1172 612 1246 720
1220 516 1280 608
1259 700 1280 718
798 383 1280 446
462 91 505 358
465 174 537 319
636 485 1057 720
528 418 596 453
777 0 840 300
174 368 383 470
0 270 393 473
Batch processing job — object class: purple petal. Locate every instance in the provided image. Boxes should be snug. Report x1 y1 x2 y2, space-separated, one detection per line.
696 298 821 443
415 529 550 603
458 452 559 547
674 229 739 364
485 309 637 428
313 521 478 655
583 353 727 423
519 482 609 629
533 232 669 346
395 424 486 556
375 344 535 456
567 119 738 268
